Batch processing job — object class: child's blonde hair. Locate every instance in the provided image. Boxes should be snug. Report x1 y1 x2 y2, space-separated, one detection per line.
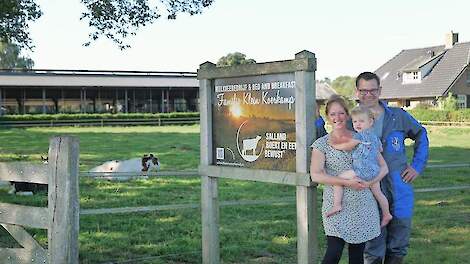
350 105 374 120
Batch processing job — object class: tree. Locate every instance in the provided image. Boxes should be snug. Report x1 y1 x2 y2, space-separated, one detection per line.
1 0 214 50
216 52 256 67
0 41 34 69
0 0 42 50
331 75 355 98
437 92 458 111
319 77 331 85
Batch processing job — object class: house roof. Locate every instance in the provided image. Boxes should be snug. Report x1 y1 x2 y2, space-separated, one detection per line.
375 42 470 99
316 81 336 100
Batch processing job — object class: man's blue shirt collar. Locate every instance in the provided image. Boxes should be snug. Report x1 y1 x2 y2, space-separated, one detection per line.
379 100 392 115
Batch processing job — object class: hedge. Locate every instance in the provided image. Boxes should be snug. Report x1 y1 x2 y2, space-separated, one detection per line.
408 109 470 122
1 109 469 122
0 112 200 121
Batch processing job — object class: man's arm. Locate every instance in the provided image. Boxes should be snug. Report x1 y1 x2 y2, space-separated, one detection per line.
315 116 327 139
402 110 430 182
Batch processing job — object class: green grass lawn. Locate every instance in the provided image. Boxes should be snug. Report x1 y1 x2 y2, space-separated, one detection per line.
0 125 200 171
0 125 469 263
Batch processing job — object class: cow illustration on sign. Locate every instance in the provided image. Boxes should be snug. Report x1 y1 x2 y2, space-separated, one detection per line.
236 120 263 162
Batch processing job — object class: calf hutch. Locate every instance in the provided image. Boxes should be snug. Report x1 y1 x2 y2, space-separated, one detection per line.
198 50 321 264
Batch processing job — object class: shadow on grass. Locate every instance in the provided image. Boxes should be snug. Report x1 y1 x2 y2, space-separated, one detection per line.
0 128 200 171
410 190 470 264
425 146 470 165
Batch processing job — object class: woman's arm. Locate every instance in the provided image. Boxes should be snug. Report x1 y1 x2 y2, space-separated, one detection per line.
364 152 389 186
330 138 361 151
310 148 367 190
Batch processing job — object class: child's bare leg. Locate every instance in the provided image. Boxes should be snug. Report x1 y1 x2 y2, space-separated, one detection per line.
370 182 393 227
326 170 358 217
326 185 344 217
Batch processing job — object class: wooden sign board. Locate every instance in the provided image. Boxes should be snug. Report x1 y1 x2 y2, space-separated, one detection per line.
198 50 319 264
212 73 296 171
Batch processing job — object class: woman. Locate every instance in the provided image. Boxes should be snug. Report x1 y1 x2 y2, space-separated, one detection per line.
310 95 387 264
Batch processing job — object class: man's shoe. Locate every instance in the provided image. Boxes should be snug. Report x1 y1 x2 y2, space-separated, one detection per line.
365 257 383 264
384 255 403 264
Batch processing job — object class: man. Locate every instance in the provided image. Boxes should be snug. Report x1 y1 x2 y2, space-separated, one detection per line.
315 102 328 139
355 72 429 264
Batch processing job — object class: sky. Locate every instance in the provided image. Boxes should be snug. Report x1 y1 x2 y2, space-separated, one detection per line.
26 0 470 80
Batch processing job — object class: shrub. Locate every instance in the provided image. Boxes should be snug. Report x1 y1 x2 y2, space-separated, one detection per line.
448 109 470 122
413 102 434 110
0 112 200 121
408 109 449 121
437 92 458 111
408 109 470 122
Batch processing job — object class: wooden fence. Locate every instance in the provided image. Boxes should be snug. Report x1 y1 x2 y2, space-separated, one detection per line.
0 117 200 128
1 118 469 128
0 136 79 264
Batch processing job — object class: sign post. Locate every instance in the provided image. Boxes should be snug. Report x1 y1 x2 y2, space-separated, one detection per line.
198 50 318 264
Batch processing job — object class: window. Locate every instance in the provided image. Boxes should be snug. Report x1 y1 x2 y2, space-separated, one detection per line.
457 94 467 109
402 71 421 84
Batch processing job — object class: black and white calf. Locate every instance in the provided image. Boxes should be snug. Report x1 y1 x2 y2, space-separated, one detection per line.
90 153 160 173
9 156 48 195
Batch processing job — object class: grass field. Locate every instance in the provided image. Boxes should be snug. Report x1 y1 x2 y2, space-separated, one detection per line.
0 125 469 263
0 125 200 171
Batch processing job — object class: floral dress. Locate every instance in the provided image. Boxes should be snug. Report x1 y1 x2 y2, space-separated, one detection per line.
352 129 382 181
312 134 380 243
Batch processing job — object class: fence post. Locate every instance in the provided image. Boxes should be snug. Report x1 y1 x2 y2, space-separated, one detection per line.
48 136 80 264
198 65 220 264
294 51 318 264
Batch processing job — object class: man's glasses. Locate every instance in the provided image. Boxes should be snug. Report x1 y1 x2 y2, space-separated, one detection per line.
358 88 379 96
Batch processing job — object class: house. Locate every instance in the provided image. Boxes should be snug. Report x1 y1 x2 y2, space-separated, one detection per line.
375 32 470 108
315 81 337 104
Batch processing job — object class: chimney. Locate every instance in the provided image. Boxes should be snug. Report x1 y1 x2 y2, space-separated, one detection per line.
445 31 459 49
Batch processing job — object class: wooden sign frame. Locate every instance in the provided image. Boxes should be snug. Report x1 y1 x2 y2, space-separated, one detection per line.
198 51 319 264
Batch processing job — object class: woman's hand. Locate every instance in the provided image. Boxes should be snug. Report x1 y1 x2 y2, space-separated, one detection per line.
345 177 367 190
362 180 373 188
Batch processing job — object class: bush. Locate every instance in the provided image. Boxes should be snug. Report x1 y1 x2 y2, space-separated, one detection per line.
0 112 200 121
409 109 470 122
408 109 449 121
437 92 458 111
413 103 434 110
448 109 470 122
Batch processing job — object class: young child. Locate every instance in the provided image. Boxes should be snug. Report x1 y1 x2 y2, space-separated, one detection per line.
327 105 393 227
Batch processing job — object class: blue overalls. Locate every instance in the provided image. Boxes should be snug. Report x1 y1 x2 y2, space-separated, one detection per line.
315 116 328 139
364 101 429 262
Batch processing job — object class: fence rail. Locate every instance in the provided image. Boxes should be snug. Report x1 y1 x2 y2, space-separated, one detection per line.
81 185 470 216
426 163 470 168
80 170 198 180
419 120 470 126
79 164 468 179
2 118 470 128
0 137 80 264
0 117 200 128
